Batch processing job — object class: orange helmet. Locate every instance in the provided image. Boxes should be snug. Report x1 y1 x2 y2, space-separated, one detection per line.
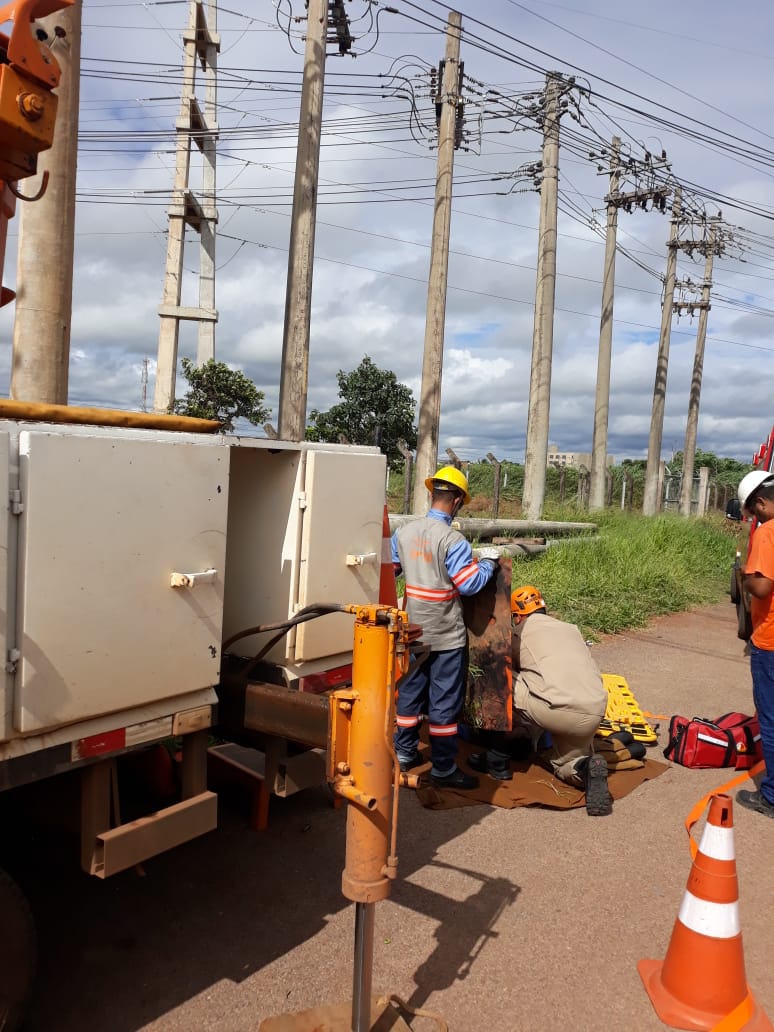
511 584 546 616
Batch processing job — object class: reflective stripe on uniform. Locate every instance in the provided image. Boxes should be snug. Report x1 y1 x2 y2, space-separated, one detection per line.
405 584 458 602
429 722 458 736
451 561 481 588
396 714 421 728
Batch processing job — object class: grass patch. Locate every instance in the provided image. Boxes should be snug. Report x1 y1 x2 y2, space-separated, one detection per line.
508 510 748 640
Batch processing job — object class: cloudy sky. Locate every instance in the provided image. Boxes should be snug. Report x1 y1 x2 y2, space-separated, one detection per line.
2 0 774 465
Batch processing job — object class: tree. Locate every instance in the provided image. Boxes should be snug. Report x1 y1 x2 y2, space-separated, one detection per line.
671 449 751 487
306 356 417 469
173 357 270 433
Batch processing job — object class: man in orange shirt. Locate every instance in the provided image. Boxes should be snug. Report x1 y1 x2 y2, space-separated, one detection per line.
737 471 774 817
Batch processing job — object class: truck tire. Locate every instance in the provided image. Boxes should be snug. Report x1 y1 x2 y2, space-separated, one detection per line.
0 867 36 1032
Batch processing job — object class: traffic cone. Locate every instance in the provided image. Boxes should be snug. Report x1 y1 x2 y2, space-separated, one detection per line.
379 504 398 607
638 794 773 1031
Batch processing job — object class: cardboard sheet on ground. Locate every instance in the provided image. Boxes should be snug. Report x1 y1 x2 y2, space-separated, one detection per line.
414 740 669 811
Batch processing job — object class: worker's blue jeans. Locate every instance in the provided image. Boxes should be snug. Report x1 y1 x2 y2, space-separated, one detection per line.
394 647 466 777
750 643 774 805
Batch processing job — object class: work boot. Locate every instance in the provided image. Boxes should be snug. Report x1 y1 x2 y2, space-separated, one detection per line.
430 766 479 790
577 754 613 817
737 789 774 819
467 751 513 781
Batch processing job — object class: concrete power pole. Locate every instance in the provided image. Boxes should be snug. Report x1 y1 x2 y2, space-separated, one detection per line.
588 136 620 511
679 219 720 516
154 0 219 414
521 72 561 521
11 0 81 404
411 11 463 514
278 0 328 441
643 186 682 516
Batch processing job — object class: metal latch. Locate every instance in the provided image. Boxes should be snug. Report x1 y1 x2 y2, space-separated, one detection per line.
170 569 217 588
6 648 20 674
9 489 23 515
297 491 308 511
345 552 377 567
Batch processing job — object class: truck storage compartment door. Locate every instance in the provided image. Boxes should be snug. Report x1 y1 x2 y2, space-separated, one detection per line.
293 449 386 662
14 431 229 733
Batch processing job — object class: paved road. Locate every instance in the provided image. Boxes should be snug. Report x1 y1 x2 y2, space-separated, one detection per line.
11 600 774 1031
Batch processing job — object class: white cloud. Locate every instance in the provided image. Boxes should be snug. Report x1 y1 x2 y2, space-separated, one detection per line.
1 0 773 465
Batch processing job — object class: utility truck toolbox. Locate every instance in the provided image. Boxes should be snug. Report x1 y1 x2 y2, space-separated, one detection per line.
0 416 385 800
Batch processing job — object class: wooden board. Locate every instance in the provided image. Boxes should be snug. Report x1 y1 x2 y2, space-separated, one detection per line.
461 559 513 731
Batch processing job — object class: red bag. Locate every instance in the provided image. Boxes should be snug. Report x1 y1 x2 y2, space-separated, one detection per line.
663 712 762 770
714 711 763 771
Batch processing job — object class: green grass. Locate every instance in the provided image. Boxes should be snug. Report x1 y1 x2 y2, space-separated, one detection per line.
505 510 748 640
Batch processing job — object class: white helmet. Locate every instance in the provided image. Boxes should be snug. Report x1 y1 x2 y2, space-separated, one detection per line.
738 470 774 511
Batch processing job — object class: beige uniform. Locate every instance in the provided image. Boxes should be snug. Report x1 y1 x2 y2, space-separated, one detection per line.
513 612 608 782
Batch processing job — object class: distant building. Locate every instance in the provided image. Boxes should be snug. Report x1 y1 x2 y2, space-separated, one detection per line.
547 444 615 469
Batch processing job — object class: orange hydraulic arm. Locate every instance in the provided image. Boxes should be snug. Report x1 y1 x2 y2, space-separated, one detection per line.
0 0 74 306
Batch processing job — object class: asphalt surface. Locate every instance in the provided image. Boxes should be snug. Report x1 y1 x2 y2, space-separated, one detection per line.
9 600 774 1032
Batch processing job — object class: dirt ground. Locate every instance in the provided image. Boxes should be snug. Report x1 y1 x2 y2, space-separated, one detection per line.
9 599 774 1032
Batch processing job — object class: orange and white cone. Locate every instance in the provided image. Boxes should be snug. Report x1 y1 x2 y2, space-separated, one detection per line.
379 504 398 607
638 793 773 1031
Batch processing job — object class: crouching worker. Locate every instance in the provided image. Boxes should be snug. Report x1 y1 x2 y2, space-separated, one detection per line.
469 585 612 816
391 466 499 790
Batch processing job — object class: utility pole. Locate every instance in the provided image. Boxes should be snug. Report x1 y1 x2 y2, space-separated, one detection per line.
411 11 463 514
397 439 414 515
521 72 561 521
679 218 722 516
278 0 328 440
588 136 620 511
588 142 670 511
141 358 149 412
154 0 219 413
487 452 501 519
643 186 682 516
11 0 81 404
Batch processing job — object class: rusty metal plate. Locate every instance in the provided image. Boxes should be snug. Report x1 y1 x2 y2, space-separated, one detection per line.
461 559 512 732
259 996 412 1031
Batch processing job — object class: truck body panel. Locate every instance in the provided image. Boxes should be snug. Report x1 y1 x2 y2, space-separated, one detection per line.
14 430 229 733
0 419 386 769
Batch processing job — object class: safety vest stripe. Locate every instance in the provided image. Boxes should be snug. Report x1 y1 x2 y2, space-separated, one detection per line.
429 723 458 736
405 584 458 602
678 892 740 938
396 715 420 728
451 562 479 588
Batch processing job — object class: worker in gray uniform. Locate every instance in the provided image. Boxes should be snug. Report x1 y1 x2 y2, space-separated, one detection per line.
469 584 613 816
391 465 499 790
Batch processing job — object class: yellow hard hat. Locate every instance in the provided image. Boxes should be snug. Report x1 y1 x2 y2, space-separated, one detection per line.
424 465 471 505
511 585 546 616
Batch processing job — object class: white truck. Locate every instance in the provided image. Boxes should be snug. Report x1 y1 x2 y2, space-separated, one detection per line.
0 412 387 1030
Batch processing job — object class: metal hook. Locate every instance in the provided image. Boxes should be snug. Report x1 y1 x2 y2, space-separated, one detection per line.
7 170 49 202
